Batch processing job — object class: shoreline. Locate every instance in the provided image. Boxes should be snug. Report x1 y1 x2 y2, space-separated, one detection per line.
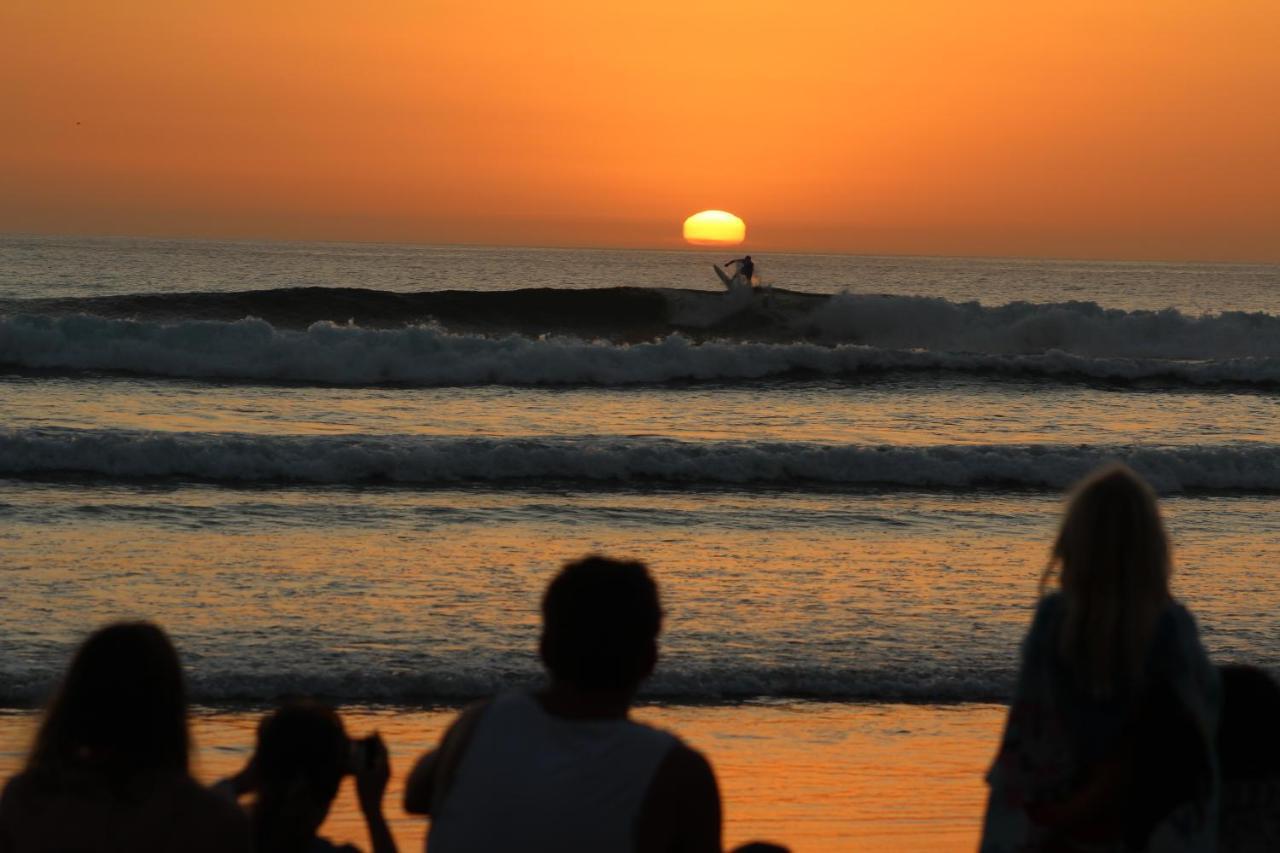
0 696 1014 713
0 701 1006 852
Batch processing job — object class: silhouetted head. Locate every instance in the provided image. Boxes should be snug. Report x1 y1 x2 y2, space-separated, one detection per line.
28 622 189 778
1042 464 1171 696
1218 664 1280 780
540 555 662 692
744 255 752 260
251 701 349 841
254 701 348 808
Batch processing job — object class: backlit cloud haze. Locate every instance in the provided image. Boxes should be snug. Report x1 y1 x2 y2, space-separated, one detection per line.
3 1 1278 260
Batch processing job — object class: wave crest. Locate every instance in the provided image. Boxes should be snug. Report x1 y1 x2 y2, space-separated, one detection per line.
6 313 1280 388
11 284 1280 357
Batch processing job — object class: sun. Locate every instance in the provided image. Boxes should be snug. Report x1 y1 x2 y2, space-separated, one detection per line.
683 210 746 247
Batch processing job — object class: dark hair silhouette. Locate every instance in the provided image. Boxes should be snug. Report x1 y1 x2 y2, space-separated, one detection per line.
27 622 189 779
541 555 662 690
251 701 350 852
1218 664 1280 780
254 701 348 803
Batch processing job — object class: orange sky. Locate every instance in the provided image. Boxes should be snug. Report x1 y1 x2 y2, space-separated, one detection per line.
2 1 1278 260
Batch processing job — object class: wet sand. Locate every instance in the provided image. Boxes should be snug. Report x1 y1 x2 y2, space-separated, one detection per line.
0 702 1003 852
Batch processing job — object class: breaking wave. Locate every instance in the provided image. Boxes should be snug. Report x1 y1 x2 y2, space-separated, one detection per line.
9 285 1280 356
6 312 1280 388
4 428 1280 493
808 292 1280 358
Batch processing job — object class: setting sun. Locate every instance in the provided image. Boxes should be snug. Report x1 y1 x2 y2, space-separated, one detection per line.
683 210 746 247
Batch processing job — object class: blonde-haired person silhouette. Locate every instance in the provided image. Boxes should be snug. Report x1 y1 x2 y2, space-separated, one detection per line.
981 464 1219 852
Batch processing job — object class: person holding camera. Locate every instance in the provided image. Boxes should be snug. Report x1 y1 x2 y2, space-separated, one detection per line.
216 701 397 853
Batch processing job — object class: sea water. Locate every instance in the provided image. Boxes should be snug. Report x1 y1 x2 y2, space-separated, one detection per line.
1 235 1279 848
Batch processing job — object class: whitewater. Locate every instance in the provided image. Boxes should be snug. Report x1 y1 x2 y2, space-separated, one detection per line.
2 235 1278 709
11 297 1280 387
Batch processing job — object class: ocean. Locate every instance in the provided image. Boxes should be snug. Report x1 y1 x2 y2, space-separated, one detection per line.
1 234 1278 849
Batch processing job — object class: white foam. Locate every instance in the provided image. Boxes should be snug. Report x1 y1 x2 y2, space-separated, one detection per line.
5 312 1280 387
4 427 1280 492
806 293 1280 358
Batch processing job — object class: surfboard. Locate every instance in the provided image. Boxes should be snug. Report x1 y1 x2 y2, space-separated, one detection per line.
714 264 735 288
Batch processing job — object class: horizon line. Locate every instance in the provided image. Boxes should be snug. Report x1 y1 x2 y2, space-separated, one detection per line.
2 227 1277 269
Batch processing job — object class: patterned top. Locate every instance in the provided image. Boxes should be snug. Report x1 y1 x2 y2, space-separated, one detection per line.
980 593 1220 853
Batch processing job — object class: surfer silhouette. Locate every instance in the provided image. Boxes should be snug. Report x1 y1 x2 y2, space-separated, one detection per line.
725 255 755 285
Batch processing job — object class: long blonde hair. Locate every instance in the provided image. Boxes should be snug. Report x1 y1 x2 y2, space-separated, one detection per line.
1040 464 1171 698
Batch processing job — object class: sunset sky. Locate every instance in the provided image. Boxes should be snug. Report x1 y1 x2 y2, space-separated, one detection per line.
3 1 1278 260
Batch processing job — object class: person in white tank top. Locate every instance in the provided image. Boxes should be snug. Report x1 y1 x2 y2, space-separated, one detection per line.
403 555 788 853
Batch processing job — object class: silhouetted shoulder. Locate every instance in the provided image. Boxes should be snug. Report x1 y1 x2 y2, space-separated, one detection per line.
1156 598 1198 634
635 738 722 853
404 699 491 816
1016 593 1063 664
1146 599 1214 677
1029 591 1066 630
0 770 250 853
176 776 253 853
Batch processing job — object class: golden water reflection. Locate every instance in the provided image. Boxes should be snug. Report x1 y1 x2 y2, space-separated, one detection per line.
0 703 1004 852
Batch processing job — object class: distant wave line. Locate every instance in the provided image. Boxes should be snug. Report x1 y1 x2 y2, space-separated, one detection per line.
0 662 1015 706
4 428 1280 493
